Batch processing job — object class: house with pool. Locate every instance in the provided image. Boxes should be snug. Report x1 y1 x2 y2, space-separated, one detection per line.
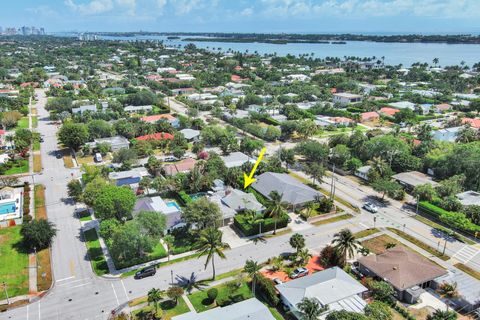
0 186 24 228
133 196 184 232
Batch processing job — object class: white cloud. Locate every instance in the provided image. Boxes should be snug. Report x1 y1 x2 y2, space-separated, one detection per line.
260 0 480 19
157 0 168 10
169 0 202 15
115 0 136 15
65 0 114 14
240 7 253 17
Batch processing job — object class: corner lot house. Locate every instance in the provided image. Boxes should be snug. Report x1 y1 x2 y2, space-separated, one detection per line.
0 187 24 227
456 190 480 206
172 298 275 320
333 92 362 106
433 269 480 312
251 172 323 207
134 196 184 232
358 246 447 302
276 267 367 319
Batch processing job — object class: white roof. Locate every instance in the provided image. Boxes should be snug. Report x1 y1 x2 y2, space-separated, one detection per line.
388 101 416 110
179 128 200 140
221 152 255 168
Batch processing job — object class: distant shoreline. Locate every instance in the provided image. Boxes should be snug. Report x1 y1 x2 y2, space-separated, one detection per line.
95 32 480 44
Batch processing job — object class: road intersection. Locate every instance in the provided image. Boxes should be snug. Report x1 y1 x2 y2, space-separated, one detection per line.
3 90 479 320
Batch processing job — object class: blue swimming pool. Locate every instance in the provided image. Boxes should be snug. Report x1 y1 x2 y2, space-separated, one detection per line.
189 192 207 201
166 201 181 211
0 202 16 215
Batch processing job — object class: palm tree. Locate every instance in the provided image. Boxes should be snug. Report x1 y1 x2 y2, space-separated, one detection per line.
267 191 287 235
194 227 230 280
437 282 459 299
332 228 360 265
147 288 163 315
244 259 262 295
163 234 174 262
297 248 312 265
426 309 457 320
289 233 306 254
178 272 207 294
296 297 328 320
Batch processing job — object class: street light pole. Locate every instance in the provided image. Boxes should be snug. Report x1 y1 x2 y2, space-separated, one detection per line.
170 270 174 285
415 195 419 216
373 216 377 229
442 239 447 256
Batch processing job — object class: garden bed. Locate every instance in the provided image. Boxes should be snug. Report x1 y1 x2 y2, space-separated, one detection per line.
188 281 253 313
83 228 109 276
131 296 190 320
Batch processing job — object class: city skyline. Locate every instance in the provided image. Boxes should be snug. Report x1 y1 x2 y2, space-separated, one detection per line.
1 0 480 34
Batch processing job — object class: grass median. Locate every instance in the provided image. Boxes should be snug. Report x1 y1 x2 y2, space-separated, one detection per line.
311 213 353 226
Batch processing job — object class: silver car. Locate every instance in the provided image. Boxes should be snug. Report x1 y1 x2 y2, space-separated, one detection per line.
363 202 378 213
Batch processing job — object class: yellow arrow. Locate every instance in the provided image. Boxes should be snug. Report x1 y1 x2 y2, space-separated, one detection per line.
243 147 267 189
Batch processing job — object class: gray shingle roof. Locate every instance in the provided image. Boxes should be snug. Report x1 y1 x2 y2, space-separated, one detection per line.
221 189 265 212
276 267 367 312
172 298 275 320
251 172 323 206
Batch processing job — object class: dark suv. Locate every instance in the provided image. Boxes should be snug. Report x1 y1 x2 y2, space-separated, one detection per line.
134 266 156 279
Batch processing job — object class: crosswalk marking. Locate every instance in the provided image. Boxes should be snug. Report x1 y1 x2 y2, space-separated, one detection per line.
452 245 480 264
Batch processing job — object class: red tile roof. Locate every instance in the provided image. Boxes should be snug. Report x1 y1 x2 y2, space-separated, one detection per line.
361 111 379 121
141 114 177 123
435 103 452 111
462 117 480 129
379 107 400 116
163 158 197 176
136 132 174 141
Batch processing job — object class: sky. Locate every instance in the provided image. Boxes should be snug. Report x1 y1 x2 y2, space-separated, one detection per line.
2 0 480 34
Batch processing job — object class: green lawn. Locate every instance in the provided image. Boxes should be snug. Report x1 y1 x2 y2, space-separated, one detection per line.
83 228 109 276
188 281 253 313
32 116 38 128
149 242 167 259
311 214 353 226
353 228 380 239
4 160 29 175
15 117 29 129
132 297 190 320
0 226 29 300
77 209 92 222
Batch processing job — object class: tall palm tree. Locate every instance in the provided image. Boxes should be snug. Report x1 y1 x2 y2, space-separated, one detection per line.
296 297 328 320
297 248 312 265
267 191 287 235
163 234 174 262
332 228 360 265
194 227 230 280
244 259 262 296
147 288 163 315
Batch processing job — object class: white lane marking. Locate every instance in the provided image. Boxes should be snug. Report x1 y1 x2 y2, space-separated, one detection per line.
465 248 480 264
56 278 89 286
111 283 120 306
359 223 369 229
69 282 92 289
55 276 75 283
121 280 129 300
26 304 29 320
38 302 41 320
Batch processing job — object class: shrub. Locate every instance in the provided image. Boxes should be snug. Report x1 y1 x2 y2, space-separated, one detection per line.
23 214 33 223
256 275 279 306
207 288 218 302
178 191 192 205
234 213 289 236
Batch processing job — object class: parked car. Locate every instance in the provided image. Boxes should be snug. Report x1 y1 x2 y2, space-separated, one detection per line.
56 151 63 159
273 278 283 285
290 267 308 279
363 201 378 213
94 152 103 163
163 156 179 162
134 266 156 279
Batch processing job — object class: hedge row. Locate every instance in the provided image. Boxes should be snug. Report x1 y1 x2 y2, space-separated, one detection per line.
234 213 289 236
177 191 193 205
419 201 480 235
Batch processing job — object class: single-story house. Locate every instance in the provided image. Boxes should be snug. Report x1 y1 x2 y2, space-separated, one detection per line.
163 158 197 176
379 107 400 117
391 171 438 191
361 111 380 122
456 191 480 206
141 114 180 128
251 172 323 207
432 269 480 312
434 103 452 113
221 189 264 213
358 246 447 301
172 298 276 320
221 152 255 169
179 128 200 142
315 116 353 127
124 105 153 113
462 117 480 129
388 101 416 110
432 127 463 142
133 196 184 231
276 267 368 319
135 132 174 142
354 165 371 181
72 104 97 114
108 167 150 191
172 88 196 95
87 135 130 152
0 186 24 228
333 93 363 106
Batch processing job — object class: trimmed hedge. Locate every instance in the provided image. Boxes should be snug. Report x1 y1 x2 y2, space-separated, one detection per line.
419 201 480 235
234 213 289 236
177 191 193 205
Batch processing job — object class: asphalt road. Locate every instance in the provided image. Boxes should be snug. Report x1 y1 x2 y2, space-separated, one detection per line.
3 91 479 320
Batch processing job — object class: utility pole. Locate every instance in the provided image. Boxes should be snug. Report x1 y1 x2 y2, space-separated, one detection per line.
415 195 419 216
373 216 377 229
442 239 447 256
170 270 174 285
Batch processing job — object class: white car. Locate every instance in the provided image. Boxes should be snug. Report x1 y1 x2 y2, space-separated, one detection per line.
363 202 378 213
